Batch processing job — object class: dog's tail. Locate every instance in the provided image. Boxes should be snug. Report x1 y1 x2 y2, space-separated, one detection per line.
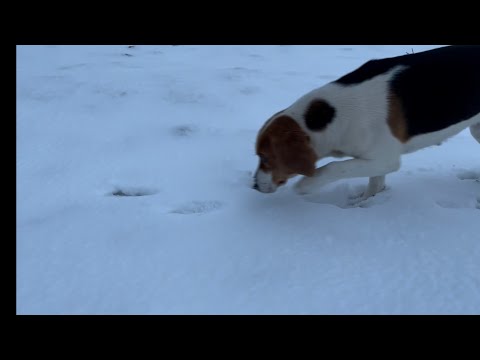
470 122 480 144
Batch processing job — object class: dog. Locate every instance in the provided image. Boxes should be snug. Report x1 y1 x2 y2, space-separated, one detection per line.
252 45 480 200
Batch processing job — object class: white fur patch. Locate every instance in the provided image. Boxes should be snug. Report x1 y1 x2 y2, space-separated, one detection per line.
254 169 277 193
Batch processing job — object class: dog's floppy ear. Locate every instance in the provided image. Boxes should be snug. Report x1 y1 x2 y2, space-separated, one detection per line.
270 116 317 177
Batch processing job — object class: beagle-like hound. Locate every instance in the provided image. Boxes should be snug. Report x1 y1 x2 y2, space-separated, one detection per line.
253 45 480 199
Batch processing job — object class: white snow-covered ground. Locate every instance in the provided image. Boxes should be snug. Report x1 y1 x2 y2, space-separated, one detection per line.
16 45 480 314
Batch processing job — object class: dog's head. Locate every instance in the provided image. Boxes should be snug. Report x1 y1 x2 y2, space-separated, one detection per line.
253 115 317 193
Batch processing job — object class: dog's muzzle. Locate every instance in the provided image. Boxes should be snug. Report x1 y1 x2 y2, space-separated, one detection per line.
252 170 277 193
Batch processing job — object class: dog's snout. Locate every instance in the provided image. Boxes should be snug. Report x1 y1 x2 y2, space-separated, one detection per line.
252 169 276 193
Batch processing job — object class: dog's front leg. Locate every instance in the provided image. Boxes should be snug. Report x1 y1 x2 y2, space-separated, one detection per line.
294 158 400 197
362 176 386 199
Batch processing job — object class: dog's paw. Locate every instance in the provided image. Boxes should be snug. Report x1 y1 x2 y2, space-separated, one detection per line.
348 188 386 204
348 191 366 203
293 177 316 195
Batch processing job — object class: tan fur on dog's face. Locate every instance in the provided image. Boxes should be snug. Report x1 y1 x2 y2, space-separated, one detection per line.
253 116 317 193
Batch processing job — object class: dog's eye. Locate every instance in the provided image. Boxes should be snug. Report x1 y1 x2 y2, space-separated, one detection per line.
260 155 269 165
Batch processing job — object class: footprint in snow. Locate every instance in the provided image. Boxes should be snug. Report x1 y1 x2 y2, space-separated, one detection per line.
171 125 197 137
170 201 224 215
239 86 260 95
109 186 158 197
436 196 480 210
456 169 480 182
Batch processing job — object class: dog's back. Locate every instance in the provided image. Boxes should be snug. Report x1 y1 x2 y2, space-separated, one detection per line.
336 45 480 139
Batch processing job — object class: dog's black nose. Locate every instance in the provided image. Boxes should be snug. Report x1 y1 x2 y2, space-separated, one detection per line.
252 182 259 190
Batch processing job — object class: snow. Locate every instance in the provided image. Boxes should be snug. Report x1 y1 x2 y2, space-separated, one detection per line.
16 45 480 314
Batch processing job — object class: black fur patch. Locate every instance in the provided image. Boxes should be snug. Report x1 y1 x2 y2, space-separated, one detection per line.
390 47 480 137
304 99 335 131
335 45 480 137
335 59 395 85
